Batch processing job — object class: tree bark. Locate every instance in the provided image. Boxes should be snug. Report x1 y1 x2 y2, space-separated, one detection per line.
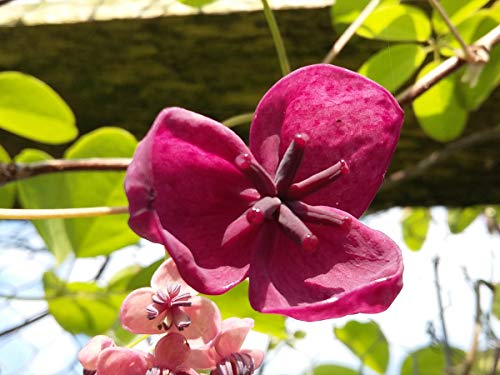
0 7 498 209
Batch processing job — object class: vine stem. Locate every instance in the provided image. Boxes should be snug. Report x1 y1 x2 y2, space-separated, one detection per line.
397 25 500 106
433 257 453 371
126 334 150 348
428 0 474 62
261 0 291 76
0 158 130 187
0 206 128 219
323 0 380 64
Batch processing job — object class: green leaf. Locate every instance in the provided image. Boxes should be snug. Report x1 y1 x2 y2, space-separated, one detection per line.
334 320 389 374
440 11 498 57
0 145 16 208
178 0 218 7
331 0 398 26
312 364 358 375
16 149 73 263
447 207 482 234
401 345 465 375
0 72 77 144
402 208 431 251
458 45 500 111
357 5 431 42
432 0 489 35
413 61 468 142
63 127 138 257
16 127 139 261
44 271 124 336
204 282 287 339
107 258 165 292
359 44 427 92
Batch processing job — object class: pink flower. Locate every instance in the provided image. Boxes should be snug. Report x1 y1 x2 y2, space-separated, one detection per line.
120 258 221 340
78 335 153 375
189 317 263 375
125 64 404 321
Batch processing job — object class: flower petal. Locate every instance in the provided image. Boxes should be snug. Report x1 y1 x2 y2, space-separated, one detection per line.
241 349 264 369
96 348 152 375
182 297 222 346
151 258 197 296
120 288 166 334
214 318 254 359
78 335 115 371
147 108 257 293
248 208 403 321
250 64 404 217
154 333 191 370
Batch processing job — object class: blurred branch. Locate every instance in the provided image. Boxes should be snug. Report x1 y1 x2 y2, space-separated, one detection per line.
0 0 16 6
0 158 131 187
0 206 129 220
323 0 380 63
0 310 49 338
463 281 483 375
381 127 500 192
433 257 453 371
397 25 500 106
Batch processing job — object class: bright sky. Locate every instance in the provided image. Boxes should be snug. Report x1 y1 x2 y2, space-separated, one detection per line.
1 207 499 374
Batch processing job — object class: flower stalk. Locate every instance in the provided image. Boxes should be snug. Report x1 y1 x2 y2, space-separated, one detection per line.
0 206 128 220
261 0 290 76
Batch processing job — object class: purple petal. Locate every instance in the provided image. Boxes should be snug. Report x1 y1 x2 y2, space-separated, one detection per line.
250 64 404 217
248 208 403 321
146 108 258 293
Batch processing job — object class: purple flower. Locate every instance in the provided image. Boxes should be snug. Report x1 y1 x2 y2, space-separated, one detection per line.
125 64 404 321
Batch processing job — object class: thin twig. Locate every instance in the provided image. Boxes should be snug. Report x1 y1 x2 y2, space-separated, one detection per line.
0 158 131 187
0 206 129 220
428 0 474 62
222 112 254 128
463 281 482 375
0 0 16 6
323 0 380 64
491 346 500 375
381 126 500 192
261 0 291 76
397 25 500 106
433 257 453 370
0 310 50 337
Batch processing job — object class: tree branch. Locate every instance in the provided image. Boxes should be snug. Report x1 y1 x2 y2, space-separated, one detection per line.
0 206 129 220
397 25 500 106
0 158 131 187
381 127 500 192
0 310 50 338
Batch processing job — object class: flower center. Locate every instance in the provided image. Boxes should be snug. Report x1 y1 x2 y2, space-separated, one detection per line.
210 353 255 375
146 283 192 331
231 133 351 252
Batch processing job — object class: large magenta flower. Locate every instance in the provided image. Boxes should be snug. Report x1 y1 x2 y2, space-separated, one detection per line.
125 64 404 321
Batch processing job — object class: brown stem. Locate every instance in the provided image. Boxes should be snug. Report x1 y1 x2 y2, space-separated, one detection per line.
0 158 131 187
0 310 49 337
463 281 482 375
433 256 453 370
323 0 380 64
428 0 474 62
381 127 500 192
397 25 500 106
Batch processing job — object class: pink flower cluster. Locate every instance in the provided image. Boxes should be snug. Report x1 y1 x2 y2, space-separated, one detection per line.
78 259 263 375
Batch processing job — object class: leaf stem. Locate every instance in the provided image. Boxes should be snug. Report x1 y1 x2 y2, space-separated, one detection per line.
323 0 380 64
126 334 150 348
222 112 254 127
428 0 474 62
0 206 129 220
433 256 453 370
261 0 290 76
